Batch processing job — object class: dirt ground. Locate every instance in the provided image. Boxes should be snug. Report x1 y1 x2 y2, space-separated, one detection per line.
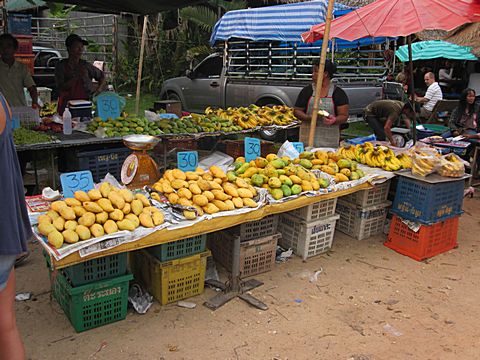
15 195 480 360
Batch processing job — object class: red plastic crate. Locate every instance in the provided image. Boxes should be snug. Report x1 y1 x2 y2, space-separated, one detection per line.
15 35 33 54
15 54 34 74
384 214 459 261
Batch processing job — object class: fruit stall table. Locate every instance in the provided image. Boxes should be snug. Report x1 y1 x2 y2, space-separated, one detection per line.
46 181 372 270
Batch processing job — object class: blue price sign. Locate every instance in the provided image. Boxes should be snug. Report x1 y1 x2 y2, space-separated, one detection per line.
177 151 198 172
96 92 125 120
244 137 261 162
292 142 304 154
60 171 94 198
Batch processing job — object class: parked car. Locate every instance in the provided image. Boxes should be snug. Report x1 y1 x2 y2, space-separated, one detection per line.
32 46 63 98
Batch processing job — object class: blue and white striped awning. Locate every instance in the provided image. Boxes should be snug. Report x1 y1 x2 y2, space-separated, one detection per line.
210 1 351 45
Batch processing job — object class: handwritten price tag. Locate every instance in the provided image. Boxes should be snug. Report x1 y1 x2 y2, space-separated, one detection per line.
244 137 261 162
96 92 125 120
292 142 304 154
177 151 198 172
60 171 94 198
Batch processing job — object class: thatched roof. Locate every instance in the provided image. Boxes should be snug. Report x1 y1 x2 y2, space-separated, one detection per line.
418 23 480 57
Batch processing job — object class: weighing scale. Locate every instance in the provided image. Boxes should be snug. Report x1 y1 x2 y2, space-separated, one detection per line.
121 135 160 188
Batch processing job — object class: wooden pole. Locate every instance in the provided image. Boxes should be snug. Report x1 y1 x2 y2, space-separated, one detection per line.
407 35 417 143
135 15 148 116
308 0 336 147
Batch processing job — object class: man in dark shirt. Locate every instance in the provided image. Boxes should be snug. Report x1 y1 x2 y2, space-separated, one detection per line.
364 99 414 145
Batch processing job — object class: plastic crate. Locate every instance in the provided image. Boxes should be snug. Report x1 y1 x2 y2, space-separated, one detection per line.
15 54 34 74
64 253 127 286
153 137 197 155
209 231 279 277
288 198 337 222
385 214 459 261
217 139 276 159
73 147 131 183
51 271 132 332
147 234 206 262
129 250 209 305
277 213 339 260
7 13 32 35
228 215 279 242
14 35 33 54
340 180 391 208
391 176 464 224
10 106 40 129
335 200 391 240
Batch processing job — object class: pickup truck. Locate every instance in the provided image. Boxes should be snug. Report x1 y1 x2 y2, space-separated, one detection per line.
32 46 63 95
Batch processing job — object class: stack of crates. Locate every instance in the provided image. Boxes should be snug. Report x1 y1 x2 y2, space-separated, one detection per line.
336 180 391 240
8 13 34 75
277 198 339 260
130 235 209 305
46 252 132 332
209 215 280 277
385 175 464 261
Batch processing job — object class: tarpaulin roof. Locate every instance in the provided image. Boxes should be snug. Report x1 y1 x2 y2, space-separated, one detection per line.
210 1 352 45
396 40 477 62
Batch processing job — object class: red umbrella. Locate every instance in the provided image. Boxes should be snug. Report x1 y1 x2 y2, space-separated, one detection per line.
301 0 480 142
302 0 480 43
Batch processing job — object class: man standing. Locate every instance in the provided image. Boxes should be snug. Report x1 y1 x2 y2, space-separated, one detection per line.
364 100 414 145
0 34 38 108
415 72 443 120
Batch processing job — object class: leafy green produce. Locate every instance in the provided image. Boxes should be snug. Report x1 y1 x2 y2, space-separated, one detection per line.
13 128 57 145
87 116 163 137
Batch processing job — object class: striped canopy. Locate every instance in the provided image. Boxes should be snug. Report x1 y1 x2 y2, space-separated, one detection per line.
210 1 351 45
396 40 477 62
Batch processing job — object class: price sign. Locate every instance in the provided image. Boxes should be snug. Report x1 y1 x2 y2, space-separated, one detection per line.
244 137 261 162
292 142 304 154
60 171 94 198
96 92 126 120
177 151 198 172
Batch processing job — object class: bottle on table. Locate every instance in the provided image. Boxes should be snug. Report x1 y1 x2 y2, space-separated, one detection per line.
63 108 72 135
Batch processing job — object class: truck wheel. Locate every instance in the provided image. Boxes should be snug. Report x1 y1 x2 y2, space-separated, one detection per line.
166 92 183 107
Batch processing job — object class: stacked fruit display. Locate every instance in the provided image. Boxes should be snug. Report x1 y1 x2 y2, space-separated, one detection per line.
37 183 164 249
152 166 259 219
228 154 329 200
205 105 298 129
157 114 243 134
87 116 163 137
337 142 412 171
295 151 366 183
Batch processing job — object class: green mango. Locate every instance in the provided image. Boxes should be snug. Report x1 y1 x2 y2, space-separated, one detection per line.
233 162 244 171
251 174 264 187
279 175 293 186
299 151 314 160
268 177 282 188
236 163 250 175
350 171 360 181
299 159 313 169
356 169 365 178
291 184 302 195
350 161 358 171
271 189 284 200
281 184 292 197
318 178 330 189
227 171 237 182
337 159 352 169
276 169 286 176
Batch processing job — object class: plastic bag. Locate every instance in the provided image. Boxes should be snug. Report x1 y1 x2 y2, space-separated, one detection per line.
411 145 441 177
277 140 300 159
437 153 465 178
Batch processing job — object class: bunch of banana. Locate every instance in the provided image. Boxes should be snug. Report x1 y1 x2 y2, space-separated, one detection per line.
438 154 465 177
396 153 412 169
337 144 357 161
40 102 57 117
412 154 438 177
381 156 403 172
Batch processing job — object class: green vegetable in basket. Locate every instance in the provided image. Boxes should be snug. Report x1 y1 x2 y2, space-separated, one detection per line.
13 128 56 145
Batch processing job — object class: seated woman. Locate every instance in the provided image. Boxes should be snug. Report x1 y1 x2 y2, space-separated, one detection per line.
442 88 479 139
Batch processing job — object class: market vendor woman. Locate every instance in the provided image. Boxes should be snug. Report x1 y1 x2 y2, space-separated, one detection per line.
294 60 349 148
55 34 106 115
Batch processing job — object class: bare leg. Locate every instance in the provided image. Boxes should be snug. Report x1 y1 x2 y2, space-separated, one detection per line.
0 270 25 360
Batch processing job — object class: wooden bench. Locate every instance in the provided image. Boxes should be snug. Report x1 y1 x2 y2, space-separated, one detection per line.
424 99 459 124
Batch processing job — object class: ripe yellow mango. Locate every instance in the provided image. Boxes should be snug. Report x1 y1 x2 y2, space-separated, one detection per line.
232 197 244 208
135 193 150 207
48 230 64 248
87 189 102 201
125 214 140 228
172 169 187 180
51 200 67 212
185 171 199 181
72 206 86 217
122 203 131 215
103 220 118 234
90 224 105 238
65 198 81 207
74 191 90 202
38 222 56 236
183 210 197 220
237 188 254 198
96 212 108 224
193 195 208 207
37 214 52 224
53 217 65 231
242 198 258 208
99 182 111 198
117 219 136 231
131 199 144 215
109 209 124 221
78 212 96 227
47 210 60 221
108 192 125 209
178 188 193 199
75 225 91 241
139 213 154 228
62 229 79 244
189 183 202 195
64 220 77 231
59 206 76 220
152 211 164 226
83 201 103 213
203 203 220 214
97 198 114 212
119 189 134 203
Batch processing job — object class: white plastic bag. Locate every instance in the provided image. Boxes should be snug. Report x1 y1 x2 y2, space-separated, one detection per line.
277 140 300 159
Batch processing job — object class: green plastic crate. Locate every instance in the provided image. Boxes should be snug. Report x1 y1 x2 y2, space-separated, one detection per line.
44 250 128 286
51 271 132 332
147 234 206 262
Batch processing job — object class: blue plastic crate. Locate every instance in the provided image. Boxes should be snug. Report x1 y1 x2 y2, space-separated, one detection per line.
147 234 206 262
76 147 131 183
391 176 464 224
7 14 32 35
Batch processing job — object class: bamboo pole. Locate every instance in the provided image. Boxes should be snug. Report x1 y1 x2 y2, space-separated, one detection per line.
308 0 336 147
407 35 417 143
135 15 148 115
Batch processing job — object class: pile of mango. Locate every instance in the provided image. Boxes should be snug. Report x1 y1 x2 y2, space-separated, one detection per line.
296 151 366 183
158 114 243 134
87 116 163 137
228 154 329 200
152 166 259 220
37 183 164 249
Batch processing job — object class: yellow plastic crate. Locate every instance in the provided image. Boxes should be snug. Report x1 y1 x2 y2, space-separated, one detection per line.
130 249 210 305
